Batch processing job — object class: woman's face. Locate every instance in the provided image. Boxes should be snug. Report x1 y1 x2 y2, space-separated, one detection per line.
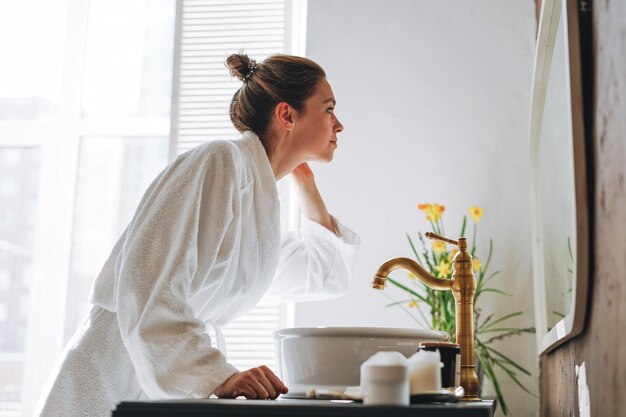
293 78 344 162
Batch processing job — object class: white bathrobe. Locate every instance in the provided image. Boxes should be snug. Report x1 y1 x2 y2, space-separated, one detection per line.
35 131 360 417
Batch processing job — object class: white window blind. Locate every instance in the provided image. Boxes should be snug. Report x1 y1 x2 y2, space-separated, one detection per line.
170 0 304 372
171 0 289 154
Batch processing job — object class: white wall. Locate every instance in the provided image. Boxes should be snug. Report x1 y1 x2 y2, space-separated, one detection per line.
297 1 538 415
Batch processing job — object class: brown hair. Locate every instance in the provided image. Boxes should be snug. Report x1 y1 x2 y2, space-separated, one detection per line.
225 53 326 141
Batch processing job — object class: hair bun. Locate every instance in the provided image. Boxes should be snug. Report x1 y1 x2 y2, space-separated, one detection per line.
226 53 259 82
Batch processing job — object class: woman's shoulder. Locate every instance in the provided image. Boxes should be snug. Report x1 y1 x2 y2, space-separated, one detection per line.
179 139 245 169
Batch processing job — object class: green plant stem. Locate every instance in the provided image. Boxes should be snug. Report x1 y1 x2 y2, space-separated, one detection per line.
428 219 439 235
406 233 423 265
459 215 467 238
471 222 477 255
417 233 436 271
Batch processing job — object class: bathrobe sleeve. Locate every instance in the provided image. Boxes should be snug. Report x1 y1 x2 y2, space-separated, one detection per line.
266 215 360 301
114 143 240 399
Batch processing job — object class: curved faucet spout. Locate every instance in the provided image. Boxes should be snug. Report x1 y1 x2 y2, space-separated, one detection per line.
371 234 481 401
372 257 452 291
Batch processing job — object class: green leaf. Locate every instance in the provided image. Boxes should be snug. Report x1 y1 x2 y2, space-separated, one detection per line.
384 299 415 307
476 346 508 415
492 358 537 397
567 236 573 261
480 327 526 334
480 327 536 345
479 311 523 331
406 233 423 265
478 312 495 329
387 277 429 304
484 270 501 283
484 345 531 376
459 215 467 238
380 292 430 329
478 288 511 297
476 243 495 294
482 239 494 276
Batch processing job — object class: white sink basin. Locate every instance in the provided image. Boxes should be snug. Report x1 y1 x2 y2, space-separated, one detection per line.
274 327 449 395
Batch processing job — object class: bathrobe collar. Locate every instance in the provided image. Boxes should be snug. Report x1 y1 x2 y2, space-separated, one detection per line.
239 131 276 184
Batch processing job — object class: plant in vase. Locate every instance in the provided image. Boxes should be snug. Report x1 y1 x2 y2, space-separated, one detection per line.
383 203 535 414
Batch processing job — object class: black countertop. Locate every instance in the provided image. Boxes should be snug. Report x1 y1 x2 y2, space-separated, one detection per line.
112 398 496 417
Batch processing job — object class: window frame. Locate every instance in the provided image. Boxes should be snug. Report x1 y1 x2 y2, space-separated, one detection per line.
5 1 305 414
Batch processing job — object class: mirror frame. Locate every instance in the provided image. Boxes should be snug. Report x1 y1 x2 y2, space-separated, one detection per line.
529 0 590 354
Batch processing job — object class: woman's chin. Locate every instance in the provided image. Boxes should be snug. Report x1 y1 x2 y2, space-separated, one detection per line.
321 152 335 163
309 151 335 163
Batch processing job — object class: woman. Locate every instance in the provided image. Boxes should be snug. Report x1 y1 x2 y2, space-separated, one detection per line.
35 53 360 416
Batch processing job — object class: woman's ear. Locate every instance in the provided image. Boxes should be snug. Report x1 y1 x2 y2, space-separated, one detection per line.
274 102 296 131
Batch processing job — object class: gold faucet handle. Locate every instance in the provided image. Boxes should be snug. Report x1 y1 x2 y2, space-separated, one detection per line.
424 231 458 246
425 232 468 251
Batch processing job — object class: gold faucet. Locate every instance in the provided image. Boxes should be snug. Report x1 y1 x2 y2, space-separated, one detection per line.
372 232 481 401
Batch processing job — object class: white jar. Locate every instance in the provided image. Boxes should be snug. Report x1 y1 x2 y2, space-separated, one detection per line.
360 363 409 406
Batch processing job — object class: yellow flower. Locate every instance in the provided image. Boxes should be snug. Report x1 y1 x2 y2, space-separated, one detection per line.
408 300 417 308
418 202 446 221
473 258 482 272
432 241 446 254
434 259 451 278
447 248 459 262
469 205 484 223
407 272 416 279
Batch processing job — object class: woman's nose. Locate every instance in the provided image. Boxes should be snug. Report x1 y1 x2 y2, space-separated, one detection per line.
334 116 343 133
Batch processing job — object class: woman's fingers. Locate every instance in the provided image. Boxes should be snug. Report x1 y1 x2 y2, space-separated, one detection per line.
244 377 270 399
214 366 288 399
253 368 279 399
260 365 288 396
290 162 315 184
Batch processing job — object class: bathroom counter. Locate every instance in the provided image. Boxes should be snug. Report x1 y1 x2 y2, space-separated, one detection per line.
112 398 496 416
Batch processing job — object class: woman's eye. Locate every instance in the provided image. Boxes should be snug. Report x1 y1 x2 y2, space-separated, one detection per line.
326 107 335 114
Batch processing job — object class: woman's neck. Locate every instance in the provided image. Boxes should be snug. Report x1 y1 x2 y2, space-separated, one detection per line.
263 130 303 181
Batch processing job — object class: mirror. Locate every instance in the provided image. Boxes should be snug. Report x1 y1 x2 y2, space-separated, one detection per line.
530 0 589 354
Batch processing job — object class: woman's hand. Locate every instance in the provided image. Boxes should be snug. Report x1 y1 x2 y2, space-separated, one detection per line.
290 162 315 186
213 366 288 399
290 163 336 235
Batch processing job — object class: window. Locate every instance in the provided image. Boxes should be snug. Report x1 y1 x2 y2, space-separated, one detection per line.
0 1 69 414
171 0 306 371
1 1 175 415
1 1 304 414
65 137 170 343
0 148 42 416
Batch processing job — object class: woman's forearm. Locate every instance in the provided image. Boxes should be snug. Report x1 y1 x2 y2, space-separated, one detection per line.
290 163 336 234
295 180 335 234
